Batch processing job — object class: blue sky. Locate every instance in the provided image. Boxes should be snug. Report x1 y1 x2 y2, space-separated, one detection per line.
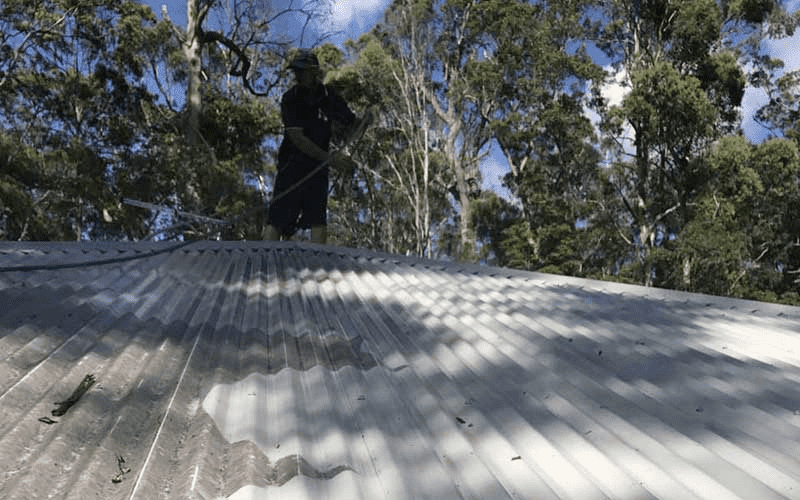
145 0 799 199
147 0 389 45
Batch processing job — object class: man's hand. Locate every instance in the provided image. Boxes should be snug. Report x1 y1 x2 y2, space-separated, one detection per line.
330 151 358 177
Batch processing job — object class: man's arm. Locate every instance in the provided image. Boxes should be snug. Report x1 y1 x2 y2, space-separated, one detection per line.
286 127 353 171
285 127 331 163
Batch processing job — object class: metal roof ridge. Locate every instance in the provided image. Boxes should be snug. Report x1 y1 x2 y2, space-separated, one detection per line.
1 240 799 320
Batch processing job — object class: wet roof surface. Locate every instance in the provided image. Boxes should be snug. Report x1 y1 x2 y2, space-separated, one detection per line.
1 240 799 500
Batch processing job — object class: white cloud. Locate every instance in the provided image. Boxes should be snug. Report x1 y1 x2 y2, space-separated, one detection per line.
602 65 630 108
329 1 355 28
740 24 800 143
329 0 388 30
584 65 629 127
589 66 636 162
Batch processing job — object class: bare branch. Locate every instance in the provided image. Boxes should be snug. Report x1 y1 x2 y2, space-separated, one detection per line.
193 0 335 97
654 203 681 223
753 245 769 263
160 5 186 43
0 30 34 89
200 28 275 96
0 7 77 89
197 0 214 28
617 226 633 245
149 61 177 112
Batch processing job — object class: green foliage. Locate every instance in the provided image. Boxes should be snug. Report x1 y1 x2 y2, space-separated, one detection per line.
470 192 523 267
674 0 723 55
499 220 538 271
679 195 748 295
0 0 164 240
594 0 781 288
465 0 604 274
0 0 297 241
0 133 45 240
677 136 800 302
623 61 717 157
726 0 775 23
697 52 746 131
755 69 800 143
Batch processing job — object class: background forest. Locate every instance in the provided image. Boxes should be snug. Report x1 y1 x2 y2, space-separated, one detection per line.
1 0 798 304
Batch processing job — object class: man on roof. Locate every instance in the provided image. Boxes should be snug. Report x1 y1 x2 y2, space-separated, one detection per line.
262 49 358 245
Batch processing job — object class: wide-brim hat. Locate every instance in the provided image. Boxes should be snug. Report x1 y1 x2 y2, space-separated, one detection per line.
289 50 319 71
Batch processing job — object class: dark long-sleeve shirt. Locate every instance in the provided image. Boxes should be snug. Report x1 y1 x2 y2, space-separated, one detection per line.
277 83 355 171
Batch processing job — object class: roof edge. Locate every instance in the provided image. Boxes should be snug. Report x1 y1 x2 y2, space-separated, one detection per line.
1 239 798 319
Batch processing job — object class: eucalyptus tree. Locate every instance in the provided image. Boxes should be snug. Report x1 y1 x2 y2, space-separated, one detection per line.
463 0 605 273
316 31 452 256
428 0 501 260
162 0 333 142
150 0 333 224
755 67 800 145
348 15 452 256
678 136 800 303
361 0 605 263
596 0 793 286
360 0 499 260
0 0 163 240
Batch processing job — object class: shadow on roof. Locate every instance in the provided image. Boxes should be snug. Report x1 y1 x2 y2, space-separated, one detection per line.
1 241 799 499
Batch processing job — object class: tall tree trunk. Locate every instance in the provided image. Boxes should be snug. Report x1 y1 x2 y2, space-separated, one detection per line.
185 0 202 148
444 120 475 261
423 133 431 257
182 0 204 210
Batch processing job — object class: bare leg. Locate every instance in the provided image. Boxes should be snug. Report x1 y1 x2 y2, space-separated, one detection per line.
310 224 327 245
262 224 281 241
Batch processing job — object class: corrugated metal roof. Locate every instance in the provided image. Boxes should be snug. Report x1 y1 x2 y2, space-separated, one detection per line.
1 240 800 500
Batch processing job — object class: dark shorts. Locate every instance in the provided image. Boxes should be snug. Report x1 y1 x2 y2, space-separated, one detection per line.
267 162 328 237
